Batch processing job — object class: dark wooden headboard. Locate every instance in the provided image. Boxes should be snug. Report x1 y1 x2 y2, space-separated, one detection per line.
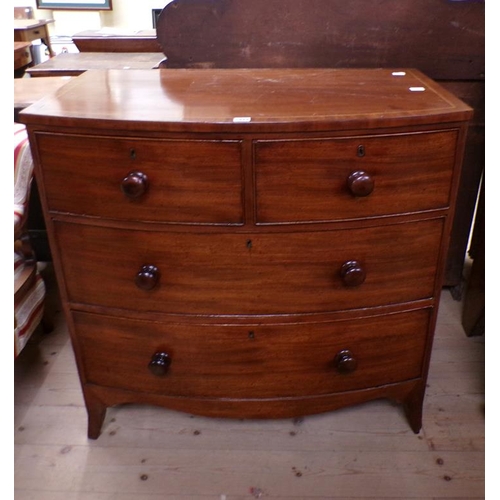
156 0 483 78
156 0 485 290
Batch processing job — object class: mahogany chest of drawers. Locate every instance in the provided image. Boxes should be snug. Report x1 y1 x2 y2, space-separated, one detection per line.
20 68 472 439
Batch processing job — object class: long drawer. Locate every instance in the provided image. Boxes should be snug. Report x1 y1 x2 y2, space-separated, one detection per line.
74 308 431 399
255 130 457 223
55 218 443 315
34 133 244 224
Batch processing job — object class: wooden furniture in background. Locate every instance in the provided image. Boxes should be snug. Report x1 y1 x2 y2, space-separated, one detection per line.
14 41 32 77
14 19 55 59
72 29 161 53
14 6 34 19
20 68 471 439
156 0 485 291
26 52 165 77
462 175 485 337
14 76 72 121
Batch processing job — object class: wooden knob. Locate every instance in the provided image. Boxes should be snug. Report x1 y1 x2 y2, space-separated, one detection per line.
148 352 171 376
334 349 358 374
347 171 374 197
340 260 366 287
121 171 149 199
135 265 159 290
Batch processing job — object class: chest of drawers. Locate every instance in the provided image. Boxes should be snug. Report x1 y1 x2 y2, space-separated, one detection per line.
21 68 472 439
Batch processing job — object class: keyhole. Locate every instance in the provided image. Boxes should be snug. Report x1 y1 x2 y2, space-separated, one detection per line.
246 239 253 250
248 331 255 339
357 145 365 157
130 148 136 160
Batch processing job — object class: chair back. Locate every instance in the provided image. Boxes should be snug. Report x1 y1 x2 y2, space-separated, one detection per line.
14 7 34 20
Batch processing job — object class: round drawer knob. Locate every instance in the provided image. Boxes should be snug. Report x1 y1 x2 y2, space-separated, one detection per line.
148 352 171 376
121 171 149 199
340 260 366 287
135 265 160 290
347 171 374 197
334 349 358 374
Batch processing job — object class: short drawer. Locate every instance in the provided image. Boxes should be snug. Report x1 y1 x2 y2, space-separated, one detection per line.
34 133 244 224
14 47 32 69
74 308 431 399
55 218 443 315
254 130 457 223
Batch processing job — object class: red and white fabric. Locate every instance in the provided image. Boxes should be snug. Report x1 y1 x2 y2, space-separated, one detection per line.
14 122 35 234
14 123 46 358
14 254 46 356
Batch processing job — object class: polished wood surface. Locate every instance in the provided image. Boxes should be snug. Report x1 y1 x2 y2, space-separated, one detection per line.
14 76 72 120
254 130 457 223
25 52 165 77
72 29 161 53
75 308 430 398
54 219 443 315
35 132 244 224
155 0 484 289
21 68 472 130
14 19 55 58
21 68 471 439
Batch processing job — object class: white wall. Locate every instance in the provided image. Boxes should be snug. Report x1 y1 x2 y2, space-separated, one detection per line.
100 0 171 31
14 0 172 36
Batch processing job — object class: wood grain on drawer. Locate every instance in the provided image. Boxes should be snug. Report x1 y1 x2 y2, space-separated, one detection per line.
34 133 244 224
55 218 443 315
74 308 430 399
255 131 457 223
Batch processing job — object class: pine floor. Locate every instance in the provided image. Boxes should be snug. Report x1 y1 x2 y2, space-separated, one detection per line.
14 267 485 500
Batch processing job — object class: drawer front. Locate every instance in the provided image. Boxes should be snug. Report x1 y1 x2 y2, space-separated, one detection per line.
254 131 457 223
74 308 430 399
14 48 32 68
35 133 244 224
56 219 443 315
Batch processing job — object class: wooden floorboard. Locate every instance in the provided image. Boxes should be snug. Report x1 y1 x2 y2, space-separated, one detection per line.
14 277 485 499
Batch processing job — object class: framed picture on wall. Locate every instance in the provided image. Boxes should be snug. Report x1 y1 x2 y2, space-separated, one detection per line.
36 0 112 10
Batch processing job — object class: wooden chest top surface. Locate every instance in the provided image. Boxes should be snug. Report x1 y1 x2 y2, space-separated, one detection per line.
19 68 472 132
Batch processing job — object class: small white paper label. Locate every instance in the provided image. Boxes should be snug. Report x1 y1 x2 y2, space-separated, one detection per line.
409 86 426 92
392 71 406 76
232 116 252 123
